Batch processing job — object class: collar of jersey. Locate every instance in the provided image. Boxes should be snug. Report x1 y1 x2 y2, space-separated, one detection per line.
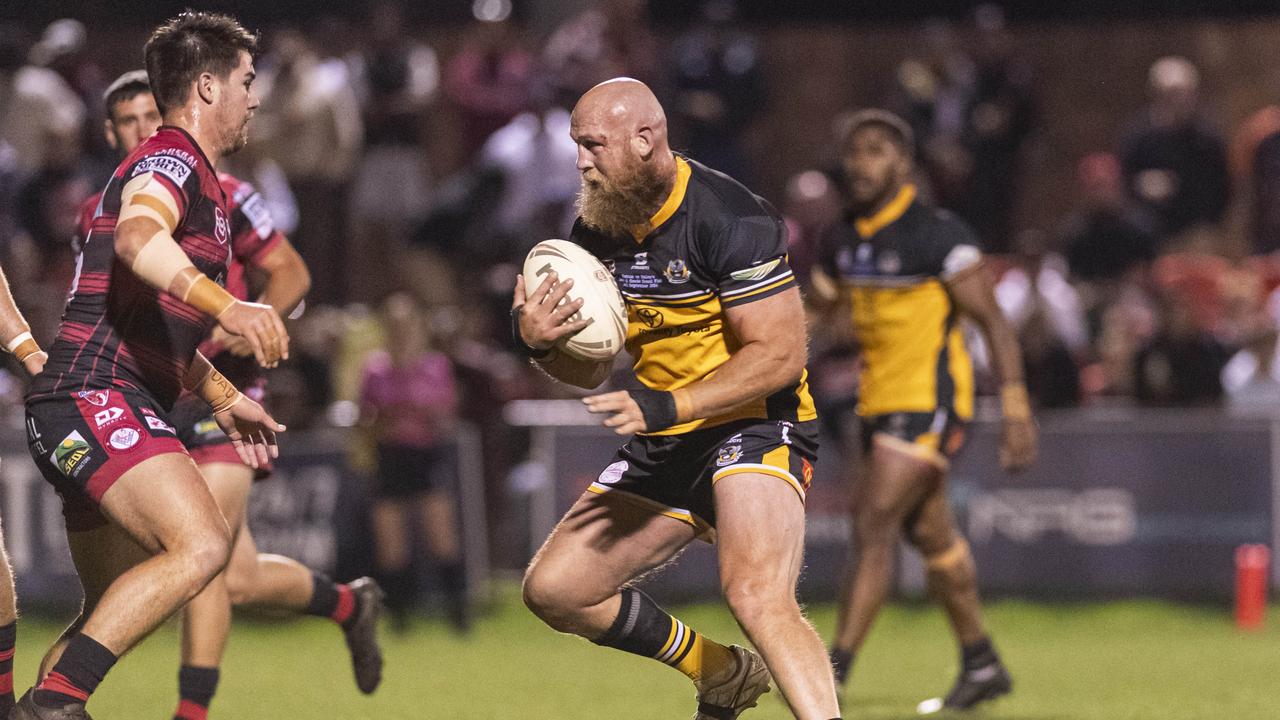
855 183 916 239
157 125 218 177
630 156 692 243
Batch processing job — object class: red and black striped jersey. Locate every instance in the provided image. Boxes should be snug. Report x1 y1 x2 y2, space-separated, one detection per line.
31 126 232 409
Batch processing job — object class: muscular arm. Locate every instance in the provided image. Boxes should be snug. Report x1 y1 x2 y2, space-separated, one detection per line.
250 239 311 317
0 264 45 374
946 263 1037 470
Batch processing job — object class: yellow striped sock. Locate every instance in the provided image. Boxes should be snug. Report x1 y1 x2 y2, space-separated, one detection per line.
669 627 735 685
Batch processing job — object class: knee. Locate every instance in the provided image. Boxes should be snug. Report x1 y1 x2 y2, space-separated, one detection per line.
521 565 583 631
182 523 233 588
223 559 256 606
722 577 797 629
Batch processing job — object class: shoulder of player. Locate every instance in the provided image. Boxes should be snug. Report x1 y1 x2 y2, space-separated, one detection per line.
122 132 206 189
683 159 775 224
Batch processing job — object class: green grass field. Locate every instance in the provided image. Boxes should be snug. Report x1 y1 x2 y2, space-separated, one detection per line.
15 587 1278 719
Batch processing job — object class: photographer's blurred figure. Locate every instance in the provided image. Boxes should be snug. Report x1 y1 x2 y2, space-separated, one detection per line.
360 293 468 631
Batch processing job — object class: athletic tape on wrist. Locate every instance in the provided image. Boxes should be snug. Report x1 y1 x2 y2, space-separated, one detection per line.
1000 384 1032 420
193 365 244 413
5 331 32 354
511 306 553 359
628 387 677 432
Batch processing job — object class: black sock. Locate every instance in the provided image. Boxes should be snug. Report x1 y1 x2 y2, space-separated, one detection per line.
593 588 674 657
0 621 15 712
961 636 999 670
305 572 340 617
829 646 854 685
437 561 469 629
34 633 117 707
174 665 219 719
379 567 417 616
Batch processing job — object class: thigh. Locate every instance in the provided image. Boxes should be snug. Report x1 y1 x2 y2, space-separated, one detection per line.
855 415 947 524
527 490 696 605
198 462 255 534
714 472 807 591
97 452 229 554
67 523 151 607
903 473 960 556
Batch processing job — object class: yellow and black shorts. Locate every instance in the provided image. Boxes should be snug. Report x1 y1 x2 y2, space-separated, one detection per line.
588 419 818 541
859 408 967 466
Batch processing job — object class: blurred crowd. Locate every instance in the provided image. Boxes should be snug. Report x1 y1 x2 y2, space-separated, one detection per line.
4 2 1280 496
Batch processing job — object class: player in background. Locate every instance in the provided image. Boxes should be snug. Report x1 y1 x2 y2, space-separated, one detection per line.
0 269 52 716
62 70 384 719
809 110 1037 713
516 78 842 720
18 13 287 719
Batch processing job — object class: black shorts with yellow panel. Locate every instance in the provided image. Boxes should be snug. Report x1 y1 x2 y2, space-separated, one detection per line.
859 408 967 465
589 419 818 540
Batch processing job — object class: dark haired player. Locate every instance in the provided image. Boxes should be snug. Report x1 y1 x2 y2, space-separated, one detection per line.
62 70 383 720
516 78 842 720
811 110 1037 713
18 13 287 720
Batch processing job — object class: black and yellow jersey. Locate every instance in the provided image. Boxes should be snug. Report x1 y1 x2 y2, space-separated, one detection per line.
572 155 817 436
818 184 982 419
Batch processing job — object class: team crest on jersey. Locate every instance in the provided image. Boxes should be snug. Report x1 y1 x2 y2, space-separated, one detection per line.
78 390 110 407
876 250 901 275
716 444 743 467
663 259 691 284
214 206 231 245
109 426 141 452
50 431 92 478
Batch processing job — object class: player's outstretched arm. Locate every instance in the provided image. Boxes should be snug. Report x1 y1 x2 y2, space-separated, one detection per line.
511 273 609 390
211 239 312 358
114 172 289 367
184 351 286 468
946 263 1038 471
584 287 807 435
0 264 46 375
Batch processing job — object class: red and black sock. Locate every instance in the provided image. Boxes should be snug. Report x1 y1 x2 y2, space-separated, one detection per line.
173 665 219 720
0 622 15 713
305 573 358 628
33 633 116 708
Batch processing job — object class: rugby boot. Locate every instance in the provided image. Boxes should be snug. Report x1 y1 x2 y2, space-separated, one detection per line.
9 690 93 720
916 659 1012 714
341 577 386 694
692 645 772 719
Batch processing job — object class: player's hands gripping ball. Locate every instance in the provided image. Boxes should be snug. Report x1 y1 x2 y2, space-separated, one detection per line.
511 272 593 353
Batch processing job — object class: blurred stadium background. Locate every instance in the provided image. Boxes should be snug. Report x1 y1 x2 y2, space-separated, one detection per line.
2 0 1280 717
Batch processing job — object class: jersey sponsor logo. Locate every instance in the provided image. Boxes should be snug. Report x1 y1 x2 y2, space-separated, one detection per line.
138 406 156 417
597 460 628 485
664 259 691 284
93 406 124 428
636 307 665 328
51 430 92 477
728 257 781 282
800 458 814 487
214 206 231 245
145 415 176 434
132 154 193 187
26 416 41 442
109 426 141 451
240 191 275 239
716 443 743 467
633 252 649 268
78 390 110 407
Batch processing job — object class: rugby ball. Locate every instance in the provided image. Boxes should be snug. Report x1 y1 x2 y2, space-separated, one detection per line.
522 239 627 361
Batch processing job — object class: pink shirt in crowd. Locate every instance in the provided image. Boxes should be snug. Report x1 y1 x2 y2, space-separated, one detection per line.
359 350 459 448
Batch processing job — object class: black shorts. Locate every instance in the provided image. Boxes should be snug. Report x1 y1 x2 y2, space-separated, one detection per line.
375 443 457 498
170 391 272 478
588 419 818 540
25 389 187 531
860 408 967 462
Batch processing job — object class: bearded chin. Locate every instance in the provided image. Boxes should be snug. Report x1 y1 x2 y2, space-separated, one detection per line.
576 165 668 239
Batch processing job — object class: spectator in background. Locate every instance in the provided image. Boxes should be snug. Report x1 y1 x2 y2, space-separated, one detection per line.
781 168 843 287
253 25 360 305
543 0 660 99
1133 290 1231 406
1237 107 1280 255
1121 56 1229 244
348 1 439 303
667 0 765 182
360 294 468 631
0 19 85 177
958 4 1037 252
444 2 535 163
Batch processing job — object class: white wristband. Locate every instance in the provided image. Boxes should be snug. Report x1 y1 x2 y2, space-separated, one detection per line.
5 332 32 354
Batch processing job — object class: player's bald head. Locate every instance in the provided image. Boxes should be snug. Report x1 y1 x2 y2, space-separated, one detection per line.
571 78 670 161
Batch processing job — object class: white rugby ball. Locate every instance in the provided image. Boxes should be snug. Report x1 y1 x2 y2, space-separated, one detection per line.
522 239 627 361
